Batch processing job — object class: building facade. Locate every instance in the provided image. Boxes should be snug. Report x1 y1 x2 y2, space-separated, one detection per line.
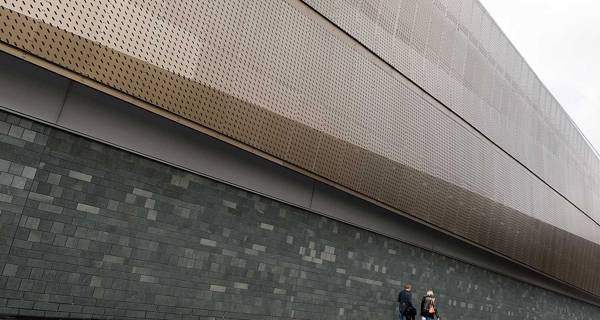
0 0 599 319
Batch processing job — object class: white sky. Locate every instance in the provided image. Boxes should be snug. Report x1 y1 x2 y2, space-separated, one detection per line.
479 0 600 157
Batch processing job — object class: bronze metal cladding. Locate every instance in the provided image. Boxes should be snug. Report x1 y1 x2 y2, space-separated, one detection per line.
1 0 599 296
302 0 600 228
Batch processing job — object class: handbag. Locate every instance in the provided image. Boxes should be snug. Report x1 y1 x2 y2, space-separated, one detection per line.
428 303 435 314
406 305 417 317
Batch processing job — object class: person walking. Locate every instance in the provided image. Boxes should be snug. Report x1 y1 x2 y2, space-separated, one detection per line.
398 283 416 320
420 289 441 320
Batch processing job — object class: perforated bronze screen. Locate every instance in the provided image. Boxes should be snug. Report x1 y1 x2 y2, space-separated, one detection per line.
1 0 599 296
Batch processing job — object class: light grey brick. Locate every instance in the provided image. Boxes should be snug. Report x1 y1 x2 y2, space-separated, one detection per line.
244 248 258 256
257 263 266 272
47 173 61 185
178 257 194 268
11 176 26 189
22 129 36 143
22 166 37 179
89 276 101 287
348 276 382 286
222 200 237 209
2 264 18 276
234 282 248 290
252 244 266 252
144 198 155 209
133 188 152 198
24 216 41 230
68 170 92 182
8 125 24 138
209 285 226 293
170 175 181 186
29 192 53 203
76 203 100 214
125 193 136 204
0 192 12 203
184 248 195 258
107 200 119 211
200 239 216 247
28 230 42 242
260 223 274 231
273 288 286 295
146 210 157 221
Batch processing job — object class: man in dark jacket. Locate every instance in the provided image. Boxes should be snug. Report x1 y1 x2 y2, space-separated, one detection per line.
398 283 415 320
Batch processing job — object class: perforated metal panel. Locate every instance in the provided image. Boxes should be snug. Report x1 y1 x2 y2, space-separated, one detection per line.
301 0 600 224
1 0 599 296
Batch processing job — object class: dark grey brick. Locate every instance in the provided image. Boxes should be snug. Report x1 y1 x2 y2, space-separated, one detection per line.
0 122 10 135
0 172 13 186
7 298 33 309
17 308 44 317
58 303 82 313
33 301 58 311
0 159 9 172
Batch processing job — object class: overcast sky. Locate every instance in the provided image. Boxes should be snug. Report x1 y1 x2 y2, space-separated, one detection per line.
479 0 600 157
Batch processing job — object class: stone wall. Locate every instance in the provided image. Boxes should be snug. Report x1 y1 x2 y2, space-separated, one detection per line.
0 109 597 319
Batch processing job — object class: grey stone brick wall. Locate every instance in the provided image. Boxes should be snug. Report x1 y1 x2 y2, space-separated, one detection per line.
0 109 598 319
